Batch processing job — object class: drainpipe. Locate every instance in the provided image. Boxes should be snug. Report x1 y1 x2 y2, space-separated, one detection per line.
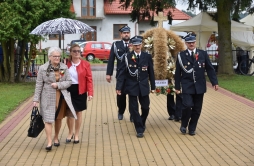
135 22 138 35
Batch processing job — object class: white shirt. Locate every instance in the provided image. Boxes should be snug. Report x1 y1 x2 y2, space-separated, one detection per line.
123 41 129 47
188 48 197 56
69 61 81 84
134 51 141 57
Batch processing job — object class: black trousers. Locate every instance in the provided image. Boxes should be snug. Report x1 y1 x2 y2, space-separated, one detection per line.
167 94 182 118
167 94 175 116
176 94 182 118
181 93 204 131
129 94 150 133
117 80 127 114
117 93 126 114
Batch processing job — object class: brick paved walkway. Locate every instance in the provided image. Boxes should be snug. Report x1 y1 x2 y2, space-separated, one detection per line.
0 70 253 166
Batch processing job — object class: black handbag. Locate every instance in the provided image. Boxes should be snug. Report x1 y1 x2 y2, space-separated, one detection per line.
27 106 45 138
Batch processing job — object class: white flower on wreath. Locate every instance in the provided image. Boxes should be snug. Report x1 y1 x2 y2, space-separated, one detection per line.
144 37 153 49
168 38 176 50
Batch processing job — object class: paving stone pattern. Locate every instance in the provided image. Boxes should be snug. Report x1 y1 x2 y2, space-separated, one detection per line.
0 70 253 166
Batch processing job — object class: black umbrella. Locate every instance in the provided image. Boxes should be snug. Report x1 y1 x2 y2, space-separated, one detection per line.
30 17 95 48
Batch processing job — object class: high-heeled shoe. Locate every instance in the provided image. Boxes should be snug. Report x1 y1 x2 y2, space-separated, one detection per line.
45 145 52 151
66 134 74 143
73 136 79 144
73 140 79 144
54 139 60 147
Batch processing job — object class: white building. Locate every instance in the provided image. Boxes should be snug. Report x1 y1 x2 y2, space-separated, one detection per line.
39 0 191 49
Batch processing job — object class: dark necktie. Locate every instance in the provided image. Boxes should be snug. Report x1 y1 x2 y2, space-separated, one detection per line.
125 43 128 52
136 54 139 64
191 51 195 61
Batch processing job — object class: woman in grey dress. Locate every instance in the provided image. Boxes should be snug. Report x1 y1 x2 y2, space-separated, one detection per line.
33 47 77 151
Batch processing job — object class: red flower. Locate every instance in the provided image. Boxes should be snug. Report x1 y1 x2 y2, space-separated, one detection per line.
195 53 199 61
132 55 136 62
60 70 65 76
156 88 161 93
166 88 171 93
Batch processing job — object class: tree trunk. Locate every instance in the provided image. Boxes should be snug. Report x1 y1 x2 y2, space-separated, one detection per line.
2 41 10 81
217 0 234 75
9 39 15 83
16 40 26 82
22 42 34 80
0 43 3 81
0 63 2 81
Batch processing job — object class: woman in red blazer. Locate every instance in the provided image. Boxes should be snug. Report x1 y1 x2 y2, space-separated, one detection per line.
66 44 93 144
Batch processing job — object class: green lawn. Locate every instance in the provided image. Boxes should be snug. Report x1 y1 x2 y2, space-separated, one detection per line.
216 74 254 101
0 82 35 122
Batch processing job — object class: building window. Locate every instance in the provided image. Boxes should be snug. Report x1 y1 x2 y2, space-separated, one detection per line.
48 34 64 40
85 26 97 41
113 24 127 40
81 0 95 17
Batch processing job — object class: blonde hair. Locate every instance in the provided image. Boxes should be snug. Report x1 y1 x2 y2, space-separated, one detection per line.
69 44 81 61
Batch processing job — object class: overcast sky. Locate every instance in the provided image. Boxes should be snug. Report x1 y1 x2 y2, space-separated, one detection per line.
175 0 201 14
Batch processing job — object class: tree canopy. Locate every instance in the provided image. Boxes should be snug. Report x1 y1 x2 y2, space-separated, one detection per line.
108 0 176 24
0 0 75 82
186 0 254 74
108 0 254 75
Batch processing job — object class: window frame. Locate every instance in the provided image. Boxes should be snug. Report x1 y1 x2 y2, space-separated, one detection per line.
81 0 96 17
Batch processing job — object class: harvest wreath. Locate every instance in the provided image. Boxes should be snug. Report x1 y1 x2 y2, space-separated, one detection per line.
141 27 185 95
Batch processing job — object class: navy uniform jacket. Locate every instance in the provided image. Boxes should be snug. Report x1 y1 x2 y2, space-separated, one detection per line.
106 41 128 78
116 51 155 96
175 49 218 94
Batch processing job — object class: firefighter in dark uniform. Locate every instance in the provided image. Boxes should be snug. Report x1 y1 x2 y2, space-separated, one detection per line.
174 34 219 136
106 25 132 121
116 36 155 138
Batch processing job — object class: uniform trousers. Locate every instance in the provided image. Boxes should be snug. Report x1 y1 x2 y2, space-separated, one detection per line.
116 80 126 114
166 94 175 116
117 94 126 114
167 94 182 118
181 93 204 131
128 94 150 133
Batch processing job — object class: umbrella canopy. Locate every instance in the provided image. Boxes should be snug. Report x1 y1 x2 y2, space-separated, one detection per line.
30 17 95 35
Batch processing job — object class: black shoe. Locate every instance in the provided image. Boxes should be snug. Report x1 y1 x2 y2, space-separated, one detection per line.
174 117 181 122
189 131 196 136
130 115 134 122
168 115 175 120
118 113 123 120
66 134 74 143
45 145 52 151
180 126 186 134
54 140 60 147
136 133 144 138
73 140 79 144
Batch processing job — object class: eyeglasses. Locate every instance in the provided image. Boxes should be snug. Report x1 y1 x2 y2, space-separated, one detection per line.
72 50 81 53
186 42 195 44
52 56 61 59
